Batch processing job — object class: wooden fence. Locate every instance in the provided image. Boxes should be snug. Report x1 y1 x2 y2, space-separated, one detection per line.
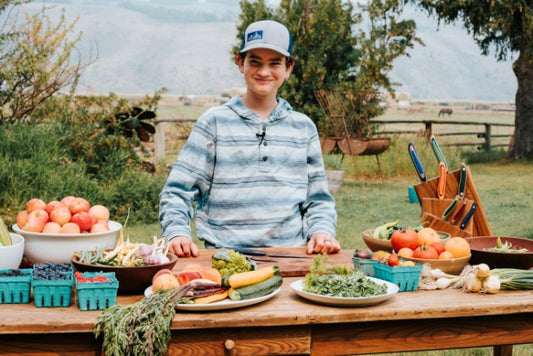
153 118 515 159
372 119 514 150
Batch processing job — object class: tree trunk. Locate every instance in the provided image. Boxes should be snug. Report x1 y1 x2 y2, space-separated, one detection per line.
506 50 533 160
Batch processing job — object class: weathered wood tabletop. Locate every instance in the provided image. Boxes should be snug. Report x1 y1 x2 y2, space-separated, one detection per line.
1 247 532 355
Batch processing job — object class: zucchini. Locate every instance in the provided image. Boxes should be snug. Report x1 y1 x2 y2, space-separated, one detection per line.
229 274 282 301
0 215 11 247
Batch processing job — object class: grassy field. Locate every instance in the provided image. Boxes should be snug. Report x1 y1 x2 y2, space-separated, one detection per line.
125 99 532 356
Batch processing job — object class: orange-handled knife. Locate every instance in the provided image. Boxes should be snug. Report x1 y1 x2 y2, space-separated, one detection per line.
437 162 447 200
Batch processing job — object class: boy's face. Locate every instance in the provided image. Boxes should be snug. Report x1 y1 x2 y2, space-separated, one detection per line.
238 48 294 100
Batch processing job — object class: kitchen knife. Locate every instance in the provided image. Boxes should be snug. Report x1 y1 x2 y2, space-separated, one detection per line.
430 135 448 170
441 195 460 220
226 247 312 259
437 161 447 200
460 202 477 229
451 200 468 225
457 163 467 198
407 142 427 182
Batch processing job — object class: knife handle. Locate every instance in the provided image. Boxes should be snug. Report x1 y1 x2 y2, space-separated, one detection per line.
430 135 448 170
441 196 459 220
451 200 467 224
460 202 477 229
437 162 447 200
408 142 427 182
458 163 467 198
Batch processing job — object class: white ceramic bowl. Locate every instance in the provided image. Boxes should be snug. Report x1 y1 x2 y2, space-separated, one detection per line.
12 221 121 264
0 233 25 269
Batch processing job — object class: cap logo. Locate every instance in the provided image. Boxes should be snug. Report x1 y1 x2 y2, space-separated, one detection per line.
247 30 263 42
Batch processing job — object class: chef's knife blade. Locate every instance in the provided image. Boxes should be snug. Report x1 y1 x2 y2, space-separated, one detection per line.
437 162 447 200
460 202 477 229
227 247 312 259
458 163 467 198
408 142 427 182
430 135 448 170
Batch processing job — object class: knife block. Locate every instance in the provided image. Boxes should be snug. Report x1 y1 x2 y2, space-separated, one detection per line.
421 212 473 238
414 165 491 237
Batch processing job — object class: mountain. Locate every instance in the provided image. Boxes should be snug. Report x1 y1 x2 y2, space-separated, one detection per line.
25 0 516 101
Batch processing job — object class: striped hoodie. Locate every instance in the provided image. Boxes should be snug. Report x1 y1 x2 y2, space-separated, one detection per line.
159 96 336 248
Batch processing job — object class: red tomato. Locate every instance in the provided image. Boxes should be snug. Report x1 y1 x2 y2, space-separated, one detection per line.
430 241 445 255
390 229 419 251
413 245 439 259
388 254 399 267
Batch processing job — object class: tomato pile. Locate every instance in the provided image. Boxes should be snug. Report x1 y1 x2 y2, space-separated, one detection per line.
74 271 113 283
391 227 471 260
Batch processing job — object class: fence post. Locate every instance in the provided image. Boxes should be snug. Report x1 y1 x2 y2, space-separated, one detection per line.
424 121 432 138
484 124 491 150
154 121 166 160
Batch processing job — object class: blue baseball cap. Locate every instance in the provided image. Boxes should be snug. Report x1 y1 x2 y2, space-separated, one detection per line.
240 20 293 57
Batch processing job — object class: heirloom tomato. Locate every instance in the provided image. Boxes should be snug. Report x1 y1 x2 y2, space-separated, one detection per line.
413 245 439 259
390 229 418 251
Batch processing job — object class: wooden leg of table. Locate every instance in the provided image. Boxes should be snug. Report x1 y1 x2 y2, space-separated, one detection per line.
494 344 514 356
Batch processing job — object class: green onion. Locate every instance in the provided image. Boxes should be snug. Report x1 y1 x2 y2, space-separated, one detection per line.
490 268 533 290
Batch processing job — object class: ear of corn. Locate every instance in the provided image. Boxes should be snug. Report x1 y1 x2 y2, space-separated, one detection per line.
0 215 12 246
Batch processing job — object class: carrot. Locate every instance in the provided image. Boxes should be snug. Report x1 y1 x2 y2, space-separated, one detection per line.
227 265 279 289
194 290 228 304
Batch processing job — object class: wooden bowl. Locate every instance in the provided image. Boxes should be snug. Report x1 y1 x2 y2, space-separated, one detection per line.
361 229 393 252
402 254 471 275
71 253 178 294
465 236 533 270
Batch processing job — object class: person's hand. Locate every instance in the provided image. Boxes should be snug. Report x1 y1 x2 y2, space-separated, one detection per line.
168 235 199 257
306 233 341 254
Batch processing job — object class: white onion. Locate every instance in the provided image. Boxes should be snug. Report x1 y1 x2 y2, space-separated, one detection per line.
483 275 501 294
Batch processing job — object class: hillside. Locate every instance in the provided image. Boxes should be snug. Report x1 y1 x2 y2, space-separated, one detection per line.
24 0 517 101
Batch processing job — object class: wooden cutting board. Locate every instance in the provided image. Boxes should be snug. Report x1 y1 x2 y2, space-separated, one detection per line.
171 247 354 277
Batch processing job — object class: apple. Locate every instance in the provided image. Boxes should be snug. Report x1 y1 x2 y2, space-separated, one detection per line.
22 216 46 233
71 212 93 232
26 198 46 213
42 222 62 233
89 204 110 222
59 222 81 234
60 196 76 207
45 200 64 214
90 222 109 233
50 207 72 226
68 197 90 214
29 209 49 223
16 210 29 228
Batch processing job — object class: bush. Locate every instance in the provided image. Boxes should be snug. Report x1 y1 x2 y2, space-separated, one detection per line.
0 93 167 226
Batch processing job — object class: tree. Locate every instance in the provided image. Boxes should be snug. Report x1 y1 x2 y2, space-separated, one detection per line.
235 0 422 137
0 1 91 124
412 1 533 160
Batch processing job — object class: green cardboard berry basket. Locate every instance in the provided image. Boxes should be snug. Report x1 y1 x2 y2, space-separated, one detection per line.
372 262 423 292
351 254 375 277
0 269 33 304
75 272 119 311
32 271 74 307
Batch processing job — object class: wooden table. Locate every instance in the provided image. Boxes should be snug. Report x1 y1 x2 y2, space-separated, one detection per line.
1 248 532 355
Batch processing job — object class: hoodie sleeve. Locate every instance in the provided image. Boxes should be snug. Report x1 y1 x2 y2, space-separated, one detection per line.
301 122 337 239
159 113 216 240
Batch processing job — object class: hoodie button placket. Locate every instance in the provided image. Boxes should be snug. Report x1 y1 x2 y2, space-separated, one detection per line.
258 126 270 173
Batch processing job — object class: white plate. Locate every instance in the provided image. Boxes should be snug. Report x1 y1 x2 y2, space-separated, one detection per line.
144 285 281 311
290 277 399 306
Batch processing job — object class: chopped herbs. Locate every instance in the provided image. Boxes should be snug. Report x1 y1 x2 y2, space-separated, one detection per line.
303 254 387 298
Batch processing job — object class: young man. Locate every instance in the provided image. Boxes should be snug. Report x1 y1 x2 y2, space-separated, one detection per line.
159 20 339 257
